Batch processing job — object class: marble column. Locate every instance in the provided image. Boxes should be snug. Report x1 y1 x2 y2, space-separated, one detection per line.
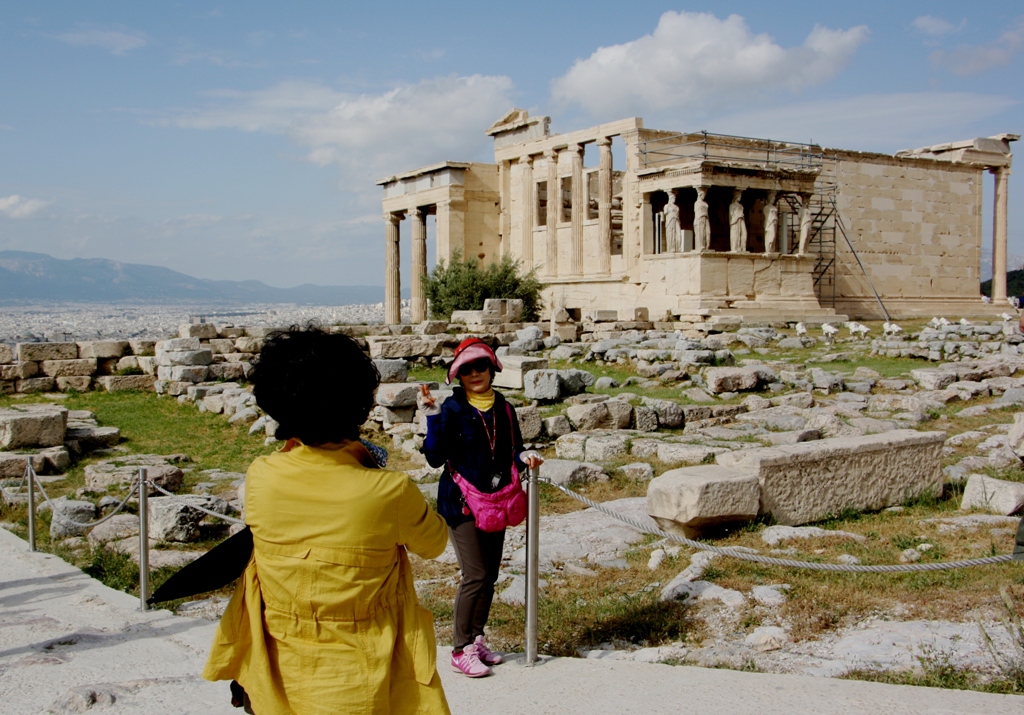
570 143 584 275
519 155 534 267
993 167 1010 303
499 160 511 257
409 208 427 323
597 137 612 274
545 149 559 277
384 212 403 325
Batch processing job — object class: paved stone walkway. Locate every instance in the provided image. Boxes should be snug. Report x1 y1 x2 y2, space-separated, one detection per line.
1 528 1021 714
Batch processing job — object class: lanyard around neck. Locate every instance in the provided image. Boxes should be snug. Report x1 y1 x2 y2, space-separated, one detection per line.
475 408 497 460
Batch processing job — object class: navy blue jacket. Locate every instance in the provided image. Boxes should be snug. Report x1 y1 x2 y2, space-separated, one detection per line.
421 387 526 528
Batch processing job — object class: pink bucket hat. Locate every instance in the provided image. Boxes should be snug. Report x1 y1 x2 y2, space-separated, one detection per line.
446 338 502 385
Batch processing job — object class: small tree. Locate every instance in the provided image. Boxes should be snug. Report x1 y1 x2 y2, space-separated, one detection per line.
424 249 544 321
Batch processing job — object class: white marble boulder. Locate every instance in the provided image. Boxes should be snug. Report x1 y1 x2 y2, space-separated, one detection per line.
0 405 67 449
647 464 761 538
716 430 946 526
961 474 1024 515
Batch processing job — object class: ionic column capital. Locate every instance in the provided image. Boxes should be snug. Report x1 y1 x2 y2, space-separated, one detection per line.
384 212 404 225
544 148 558 159
597 136 612 148
568 143 584 156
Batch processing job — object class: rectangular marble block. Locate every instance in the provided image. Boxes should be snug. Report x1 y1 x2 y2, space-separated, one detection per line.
716 430 945 526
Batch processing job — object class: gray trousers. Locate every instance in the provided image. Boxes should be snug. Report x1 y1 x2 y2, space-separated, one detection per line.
449 521 506 650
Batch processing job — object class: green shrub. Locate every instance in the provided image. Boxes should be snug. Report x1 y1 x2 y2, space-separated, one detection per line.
424 249 544 321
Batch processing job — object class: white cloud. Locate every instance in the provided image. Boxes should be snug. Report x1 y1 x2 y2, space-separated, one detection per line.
710 92 1018 152
163 74 515 191
0 195 52 219
49 25 147 55
932 19 1024 75
911 16 965 38
550 11 868 119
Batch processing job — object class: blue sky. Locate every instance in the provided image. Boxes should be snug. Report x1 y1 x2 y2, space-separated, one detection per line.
0 2 1021 288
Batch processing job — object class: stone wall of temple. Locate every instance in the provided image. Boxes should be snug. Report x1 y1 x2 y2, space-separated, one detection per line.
830 150 984 318
460 164 501 264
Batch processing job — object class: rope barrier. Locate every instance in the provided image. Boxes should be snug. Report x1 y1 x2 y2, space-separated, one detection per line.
35 475 140 528
149 482 245 525
18 462 244 528
537 477 1015 573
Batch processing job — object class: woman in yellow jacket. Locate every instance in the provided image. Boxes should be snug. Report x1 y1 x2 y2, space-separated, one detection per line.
203 327 451 715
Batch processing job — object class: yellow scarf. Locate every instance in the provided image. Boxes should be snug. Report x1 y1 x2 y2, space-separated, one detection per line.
465 388 495 413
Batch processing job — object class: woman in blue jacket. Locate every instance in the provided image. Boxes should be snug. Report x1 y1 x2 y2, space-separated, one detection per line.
419 338 542 678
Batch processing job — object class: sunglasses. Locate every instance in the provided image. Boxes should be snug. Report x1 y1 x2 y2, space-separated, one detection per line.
457 358 492 377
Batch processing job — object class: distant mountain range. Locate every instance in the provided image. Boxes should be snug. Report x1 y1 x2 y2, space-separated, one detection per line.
0 251 394 305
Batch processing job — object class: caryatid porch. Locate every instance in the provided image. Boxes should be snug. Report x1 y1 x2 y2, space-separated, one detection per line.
634 161 825 314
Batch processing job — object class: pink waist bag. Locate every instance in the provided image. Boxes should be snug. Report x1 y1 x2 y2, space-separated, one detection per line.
450 403 527 532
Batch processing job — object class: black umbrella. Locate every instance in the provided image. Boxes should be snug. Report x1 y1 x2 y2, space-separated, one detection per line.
147 527 253 604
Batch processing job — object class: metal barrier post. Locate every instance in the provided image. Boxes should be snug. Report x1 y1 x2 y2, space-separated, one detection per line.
137 468 150 611
524 465 540 666
26 464 36 552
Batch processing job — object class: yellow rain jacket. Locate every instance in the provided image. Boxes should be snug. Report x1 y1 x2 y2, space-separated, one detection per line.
203 440 451 715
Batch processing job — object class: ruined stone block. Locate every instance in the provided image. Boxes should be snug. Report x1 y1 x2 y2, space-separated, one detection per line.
542 415 572 438
76 341 129 359
704 367 761 394
207 338 237 354
373 358 409 384
0 406 67 448
494 355 548 390
96 375 157 392
376 382 425 408
583 433 630 461
366 336 445 359
40 358 97 377
179 323 219 340
17 342 78 362
0 452 46 478
155 350 213 367
657 444 724 466
566 402 630 431
647 465 761 537
524 370 561 401
16 377 55 393
0 345 12 364
0 362 38 380
156 338 201 353
207 363 246 382
633 406 659 432
538 459 607 487
515 405 542 441
66 425 121 451
716 430 945 526
128 339 156 356
56 376 92 392
961 474 1024 516
156 366 208 383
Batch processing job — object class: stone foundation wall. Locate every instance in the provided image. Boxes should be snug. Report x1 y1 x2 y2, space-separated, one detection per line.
831 151 983 318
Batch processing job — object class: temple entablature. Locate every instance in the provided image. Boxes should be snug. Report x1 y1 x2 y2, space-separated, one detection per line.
378 112 1017 324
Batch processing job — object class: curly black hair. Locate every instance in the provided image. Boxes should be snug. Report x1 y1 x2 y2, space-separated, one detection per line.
250 326 380 445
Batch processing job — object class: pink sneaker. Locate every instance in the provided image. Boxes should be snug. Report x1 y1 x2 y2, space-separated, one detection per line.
451 644 492 677
473 635 503 665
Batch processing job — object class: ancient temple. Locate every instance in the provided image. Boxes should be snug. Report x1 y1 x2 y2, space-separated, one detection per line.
378 109 1016 323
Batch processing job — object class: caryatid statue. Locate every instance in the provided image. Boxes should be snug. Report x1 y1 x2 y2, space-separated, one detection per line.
693 187 710 251
796 192 812 255
728 188 747 252
663 190 681 253
763 190 779 254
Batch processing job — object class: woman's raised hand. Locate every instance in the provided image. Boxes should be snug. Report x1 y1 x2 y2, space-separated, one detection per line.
418 383 441 415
